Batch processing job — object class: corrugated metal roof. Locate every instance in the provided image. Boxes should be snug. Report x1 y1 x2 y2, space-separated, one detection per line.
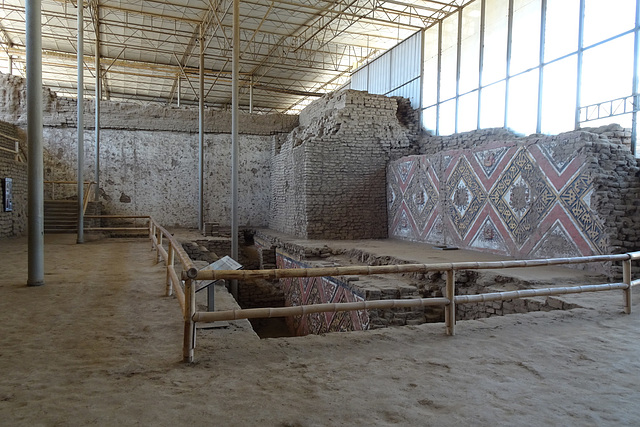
0 0 470 113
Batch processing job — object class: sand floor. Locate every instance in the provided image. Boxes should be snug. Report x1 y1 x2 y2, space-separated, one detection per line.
1 234 639 426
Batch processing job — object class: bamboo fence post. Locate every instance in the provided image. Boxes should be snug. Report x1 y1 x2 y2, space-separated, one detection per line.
445 269 456 336
623 258 632 314
149 222 155 249
166 242 175 297
157 229 163 263
183 278 196 363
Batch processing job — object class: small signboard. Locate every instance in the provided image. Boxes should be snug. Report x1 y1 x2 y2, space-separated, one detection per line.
2 178 12 212
196 255 243 312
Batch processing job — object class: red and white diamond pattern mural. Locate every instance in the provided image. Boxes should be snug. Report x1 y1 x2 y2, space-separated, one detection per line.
388 141 608 261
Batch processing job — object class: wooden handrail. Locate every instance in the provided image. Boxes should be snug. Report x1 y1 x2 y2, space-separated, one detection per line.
43 181 97 206
82 182 95 215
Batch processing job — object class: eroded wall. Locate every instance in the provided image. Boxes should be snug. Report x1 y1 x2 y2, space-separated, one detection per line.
0 72 297 228
269 89 420 239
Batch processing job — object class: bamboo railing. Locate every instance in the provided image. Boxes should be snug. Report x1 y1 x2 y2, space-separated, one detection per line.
84 215 151 233
147 220 639 363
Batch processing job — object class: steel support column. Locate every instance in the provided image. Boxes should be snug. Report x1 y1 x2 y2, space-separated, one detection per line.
94 4 100 201
632 0 640 156
454 9 462 134
26 0 45 286
575 0 586 130
504 0 514 128
231 0 240 299
198 26 205 232
249 75 253 114
436 20 442 136
477 0 486 130
77 1 85 244
536 0 547 134
7 55 12 75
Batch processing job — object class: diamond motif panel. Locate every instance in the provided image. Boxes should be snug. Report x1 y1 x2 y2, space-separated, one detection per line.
559 172 607 253
489 149 557 248
446 158 487 239
405 168 438 233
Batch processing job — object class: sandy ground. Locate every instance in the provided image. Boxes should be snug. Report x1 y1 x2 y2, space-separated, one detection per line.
1 234 639 426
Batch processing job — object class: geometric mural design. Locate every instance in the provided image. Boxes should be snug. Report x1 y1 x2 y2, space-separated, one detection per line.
388 137 610 261
538 139 575 174
277 253 368 336
468 215 508 253
474 146 509 178
488 149 557 248
446 157 487 239
530 220 582 259
405 167 438 232
559 172 607 253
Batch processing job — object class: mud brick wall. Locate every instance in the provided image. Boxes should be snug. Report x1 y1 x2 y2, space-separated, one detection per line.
389 125 640 275
0 72 298 134
0 121 27 237
0 72 297 228
237 279 285 310
269 89 419 239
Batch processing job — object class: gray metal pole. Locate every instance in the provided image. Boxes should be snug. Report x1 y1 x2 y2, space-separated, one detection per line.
178 74 181 107
436 20 442 136
94 6 100 202
632 0 640 156
536 0 547 134
575 0 585 130
455 9 462 134
249 74 253 114
26 0 45 287
231 0 240 298
477 0 486 130
7 55 12 75
77 1 85 244
198 27 204 232
504 0 514 129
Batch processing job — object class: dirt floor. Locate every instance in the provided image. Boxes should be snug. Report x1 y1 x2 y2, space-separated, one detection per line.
1 234 639 426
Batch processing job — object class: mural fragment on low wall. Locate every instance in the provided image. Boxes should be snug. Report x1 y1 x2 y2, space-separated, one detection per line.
388 139 608 261
276 253 369 335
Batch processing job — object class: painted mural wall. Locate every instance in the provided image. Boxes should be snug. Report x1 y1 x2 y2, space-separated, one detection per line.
276 252 369 335
389 129 640 269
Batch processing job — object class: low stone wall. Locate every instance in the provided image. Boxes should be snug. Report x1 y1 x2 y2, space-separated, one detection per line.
389 125 640 275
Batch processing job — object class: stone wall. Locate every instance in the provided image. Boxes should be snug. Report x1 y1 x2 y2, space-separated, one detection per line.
269 89 420 239
0 72 298 134
0 121 27 237
389 125 640 275
0 72 298 228
40 128 274 228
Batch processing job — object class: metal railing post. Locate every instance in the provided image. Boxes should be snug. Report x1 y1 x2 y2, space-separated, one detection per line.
445 269 456 336
624 258 632 314
183 278 196 363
